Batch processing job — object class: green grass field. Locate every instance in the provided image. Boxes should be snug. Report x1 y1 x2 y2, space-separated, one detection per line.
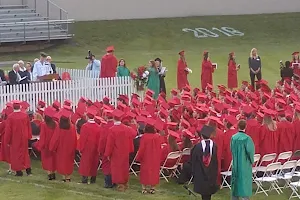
1 13 300 199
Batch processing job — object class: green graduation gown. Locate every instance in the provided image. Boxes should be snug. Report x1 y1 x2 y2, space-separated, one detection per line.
117 66 130 77
146 67 160 99
230 131 255 197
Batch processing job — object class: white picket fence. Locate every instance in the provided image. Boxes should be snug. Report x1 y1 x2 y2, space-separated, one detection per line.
56 67 96 79
0 76 139 111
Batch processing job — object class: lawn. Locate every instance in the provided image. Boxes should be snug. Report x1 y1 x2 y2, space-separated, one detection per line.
0 13 300 199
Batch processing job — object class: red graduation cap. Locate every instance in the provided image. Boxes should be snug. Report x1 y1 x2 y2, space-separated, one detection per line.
181 95 191 101
225 115 237 126
146 89 154 97
60 108 73 118
277 98 287 107
63 105 72 111
217 84 226 92
256 112 264 118
263 109 277 117
136 115 147 123
208 116 223 127
242 80 249 86
183 129 195 138
21 101 30 110
155 119 165 131
112 109 124 120
12 100 22 106
103 97 110 103
52 100 61 110
168 130 180 139
131 93 140 99
71 113 81 124
93 101 102 109
140 110 150 117
203 50 209 56
243 105 254 115
64 99 72 107
295 106 300 113
144 118 156 126
159 109 168 119
183 84 191 92
38 100 46 108
181 119 190 129
193 87 200 94
44 106 56 118
106 46 115 52
290 93 299 101
80 96 88 102
292 52 299 56
160 100 170 110
178 50 185 55
167 121 178 128
86 106 97 118
214 103 224 113
206 83 213 91
171 89 178 96
256 79 268 85
131 98 140 107
228 108 239 116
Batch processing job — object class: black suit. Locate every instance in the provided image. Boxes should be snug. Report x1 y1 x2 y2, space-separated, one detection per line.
51 63 57 74
0 69 6 82
19 70 31 84
8 70 19 85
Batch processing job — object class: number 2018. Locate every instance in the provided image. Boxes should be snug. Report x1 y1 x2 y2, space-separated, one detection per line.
182 27 244 38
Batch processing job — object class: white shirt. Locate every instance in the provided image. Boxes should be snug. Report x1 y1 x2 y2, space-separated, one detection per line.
32 60 53 81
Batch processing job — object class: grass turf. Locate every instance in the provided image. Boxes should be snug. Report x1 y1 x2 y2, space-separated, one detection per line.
1 13 300 199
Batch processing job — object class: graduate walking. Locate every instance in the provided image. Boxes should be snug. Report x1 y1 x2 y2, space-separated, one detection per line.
191 125 219 200
230 120 255 200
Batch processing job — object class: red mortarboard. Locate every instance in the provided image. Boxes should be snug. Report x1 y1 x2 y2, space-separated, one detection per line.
63 105 72 111
131 98 140 107
136 115 146 123
237 91 245 99
217 84 226 91
243 106 254 115
93 101 102 109
183 129 195 138
112 109 124 119
228 108 239 115
181 119 190 129
193 87 200 94
292 52 299 56
146 89 154 97
106 46 115 52
275 92 284 98
52 101 61 109
257 112 264 118
290 93 299 102
263 92 271 100
12 100 22 106
161 100 170 110
131 93 140 99
80 97 88 102
103 97 110 103
214 103 224 113
183 84 191 92
181 95 191 101
21 101 30 110
167 122 178 128
168 130 180 139
171 89 178 96
277 98 287 106
140 110 150 117
203 51 209 56
144 118 156 126
155 119 165 131
225 115 237 126
256 79 268 85
242 80 249 86
44 107 56 118
60 109 73 118
71 113 81 124
208 116 223 127
38 100 46 108
263 109 277 117
118 94 129 104
211 98 221 104
206 83 213 91
64 99 72 106
178 50 185 55
159 109 168 119
86 106 97 118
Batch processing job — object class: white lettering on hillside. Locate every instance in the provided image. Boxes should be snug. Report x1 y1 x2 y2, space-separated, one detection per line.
182 27 244 38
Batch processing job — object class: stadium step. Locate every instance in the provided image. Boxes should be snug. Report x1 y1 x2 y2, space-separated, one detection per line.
0 5 28 9
0 25 60 33
0 30 68 39
0 13 40 19
0 8 35 14
0 34 73 43
0 17 48 23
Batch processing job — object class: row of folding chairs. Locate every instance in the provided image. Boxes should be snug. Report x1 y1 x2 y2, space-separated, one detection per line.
130 148 191 182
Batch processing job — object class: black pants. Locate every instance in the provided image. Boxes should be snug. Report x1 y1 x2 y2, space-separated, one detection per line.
202 195 211 200
250 71 262 90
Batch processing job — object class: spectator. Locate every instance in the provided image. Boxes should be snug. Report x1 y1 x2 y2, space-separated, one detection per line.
8 63 21 85
46 56 57 74
86 54 101 78
248 48 262 90
0 69 7 85
280 61 293 82
18 60 30 84
117 59 130 77
31 58 39 72
32 52 53 81
155 58 167 94
26 62 33 81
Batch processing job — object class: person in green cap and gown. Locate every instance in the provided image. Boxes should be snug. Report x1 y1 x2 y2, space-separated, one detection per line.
146 60 160 99
230 120 255 200
117 59 130 77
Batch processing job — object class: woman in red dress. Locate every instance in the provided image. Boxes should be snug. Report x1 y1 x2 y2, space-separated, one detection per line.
201 51 214 92
136 119 162 194
227 52 240 90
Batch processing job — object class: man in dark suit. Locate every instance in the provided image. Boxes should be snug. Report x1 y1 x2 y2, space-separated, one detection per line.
46 56 57 74
8 63 21 85
18 60 31 84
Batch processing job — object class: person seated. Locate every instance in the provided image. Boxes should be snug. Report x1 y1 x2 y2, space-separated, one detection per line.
160 131 180 167
280 61 294 83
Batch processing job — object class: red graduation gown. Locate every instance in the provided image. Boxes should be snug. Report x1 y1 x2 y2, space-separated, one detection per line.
0 120 10 163
4 112 32 171
100 54 118 78
222 128 237 171
177 59 189 90
293 119 300 153
49 125 77 175
201 60 214 92
136 133 162 185
246 119 261 154
38 122 57 171
259 125 280 158
227 60 238 89
104 123 135 184
211 128 224 185
78 121 101 177
98 121 114 175
277 121 295 154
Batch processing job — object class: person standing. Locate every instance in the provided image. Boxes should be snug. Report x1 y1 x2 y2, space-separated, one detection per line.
136 118 162 194
146 60 160 99
86 54 101 78
201 51 214 92
191 125 219 200
177 50 190 91
104 109 135 192
4 100 32 176
227 52 240 90
117 59 130 77
290 52 300 80
32 52 53 81
8 63 22 85
248 48 262 90
100 46 118 78
231 120 255 200
46 56 57 74
155 58 167 94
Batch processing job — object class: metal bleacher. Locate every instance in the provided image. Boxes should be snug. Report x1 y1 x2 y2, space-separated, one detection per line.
0 1 74 44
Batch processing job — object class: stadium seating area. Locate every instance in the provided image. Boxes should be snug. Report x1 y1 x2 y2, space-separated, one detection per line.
0 4 73 44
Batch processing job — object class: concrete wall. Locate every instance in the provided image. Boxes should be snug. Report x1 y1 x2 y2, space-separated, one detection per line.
2 0 300 21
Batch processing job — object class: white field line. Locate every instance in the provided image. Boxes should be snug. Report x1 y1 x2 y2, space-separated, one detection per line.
0 177 124 200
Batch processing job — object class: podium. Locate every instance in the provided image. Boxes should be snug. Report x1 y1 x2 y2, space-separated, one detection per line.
39 74 59 82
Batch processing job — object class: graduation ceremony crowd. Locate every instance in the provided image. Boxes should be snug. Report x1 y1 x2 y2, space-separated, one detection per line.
0 47 300 200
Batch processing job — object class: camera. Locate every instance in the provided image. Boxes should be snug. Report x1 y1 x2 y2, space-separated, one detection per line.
85 50 94 60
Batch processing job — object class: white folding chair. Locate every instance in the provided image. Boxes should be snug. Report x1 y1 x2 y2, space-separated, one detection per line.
254 162 282 196
160 151 182 182
252 154 261 181
289 181 300 200
274 160 297 191
254 153 277 178
293 150 300 160
220 160 232 189
74 152 81 167
276 151 293 163
175 148 191 175
129 153 140 176
188 176 193 185
28 147 38 158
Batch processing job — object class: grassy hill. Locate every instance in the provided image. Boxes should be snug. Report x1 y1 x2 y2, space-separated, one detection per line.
1 13 300 199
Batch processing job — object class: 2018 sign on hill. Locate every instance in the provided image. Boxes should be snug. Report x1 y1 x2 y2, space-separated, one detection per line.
182 27 244 38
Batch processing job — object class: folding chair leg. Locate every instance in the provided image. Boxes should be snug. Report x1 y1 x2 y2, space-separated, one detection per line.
160 169 169 182
255 181 269 196
188 176 193 185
